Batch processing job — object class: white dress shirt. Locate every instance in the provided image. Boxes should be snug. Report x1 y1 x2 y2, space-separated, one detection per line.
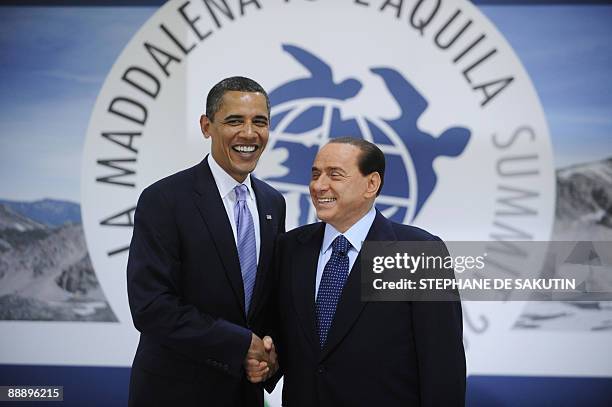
314 206 376 299
207 155 261 262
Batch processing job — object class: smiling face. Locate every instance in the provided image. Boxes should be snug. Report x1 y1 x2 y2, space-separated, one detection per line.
200 90 269 182
310 142 381 233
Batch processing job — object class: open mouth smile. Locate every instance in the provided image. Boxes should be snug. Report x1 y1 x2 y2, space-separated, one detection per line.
232 145 258 154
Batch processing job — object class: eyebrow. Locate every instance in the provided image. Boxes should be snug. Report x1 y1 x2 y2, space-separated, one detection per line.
222 114 244 121
311 166 346 174
222 114 269 122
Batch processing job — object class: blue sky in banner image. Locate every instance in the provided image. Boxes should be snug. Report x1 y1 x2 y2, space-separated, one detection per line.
0 5 610 203
0 7 155 202
482 5 612 168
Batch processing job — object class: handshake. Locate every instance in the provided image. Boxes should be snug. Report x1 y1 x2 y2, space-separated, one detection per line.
243 333 278 383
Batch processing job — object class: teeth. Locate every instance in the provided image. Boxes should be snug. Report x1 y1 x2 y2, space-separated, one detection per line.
234 145 256 153
318 198 336 203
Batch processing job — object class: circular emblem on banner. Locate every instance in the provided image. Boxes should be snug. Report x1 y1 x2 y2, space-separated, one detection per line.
82 0 555 376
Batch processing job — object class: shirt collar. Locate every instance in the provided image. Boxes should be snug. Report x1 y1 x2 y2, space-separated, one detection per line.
321 206 376 255
207 154 254 200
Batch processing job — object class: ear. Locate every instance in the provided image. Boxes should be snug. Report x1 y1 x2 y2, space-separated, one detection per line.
200 114 212 139
365 172 381 198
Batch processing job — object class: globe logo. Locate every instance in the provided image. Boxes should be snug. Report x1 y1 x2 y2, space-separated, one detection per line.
256 44 472 229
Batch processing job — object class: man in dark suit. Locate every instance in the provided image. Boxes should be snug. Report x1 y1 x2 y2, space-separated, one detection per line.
127 76 285 407
263 137 465 406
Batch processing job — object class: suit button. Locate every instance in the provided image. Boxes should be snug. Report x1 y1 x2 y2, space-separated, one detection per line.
317 365 325 373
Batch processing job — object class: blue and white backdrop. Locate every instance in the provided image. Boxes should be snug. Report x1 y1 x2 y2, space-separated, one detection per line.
1 1 611 405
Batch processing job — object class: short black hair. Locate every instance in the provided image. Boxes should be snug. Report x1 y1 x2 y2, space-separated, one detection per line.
328 137 386 196
205 76 270 121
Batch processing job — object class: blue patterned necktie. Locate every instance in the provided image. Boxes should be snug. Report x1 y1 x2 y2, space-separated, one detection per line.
316 235 351 348
234 184 257 315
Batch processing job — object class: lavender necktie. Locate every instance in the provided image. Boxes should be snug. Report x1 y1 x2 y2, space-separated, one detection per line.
234 184 257 315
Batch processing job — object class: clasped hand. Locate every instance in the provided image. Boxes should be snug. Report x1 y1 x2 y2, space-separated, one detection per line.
244 333 278 383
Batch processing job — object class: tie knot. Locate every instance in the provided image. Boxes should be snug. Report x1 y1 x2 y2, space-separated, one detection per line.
332 235 350 256
234 184 249 202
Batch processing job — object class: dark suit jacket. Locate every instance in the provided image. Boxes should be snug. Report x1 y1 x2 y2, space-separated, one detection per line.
274 211 465 407
127 158 285 407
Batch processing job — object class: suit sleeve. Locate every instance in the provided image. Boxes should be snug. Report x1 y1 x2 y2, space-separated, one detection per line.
411 236 466 406
127 185 251 378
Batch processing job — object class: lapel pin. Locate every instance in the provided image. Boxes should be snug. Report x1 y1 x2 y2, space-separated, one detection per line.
266 214 272 220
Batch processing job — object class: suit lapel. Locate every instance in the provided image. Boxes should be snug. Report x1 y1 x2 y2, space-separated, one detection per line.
319 211 396 361
193 158 246 317
247 177 274 321
293 224 325 353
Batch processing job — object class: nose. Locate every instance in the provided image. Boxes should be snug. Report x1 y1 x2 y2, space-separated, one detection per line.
242 122 257 139
311 174 329 194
